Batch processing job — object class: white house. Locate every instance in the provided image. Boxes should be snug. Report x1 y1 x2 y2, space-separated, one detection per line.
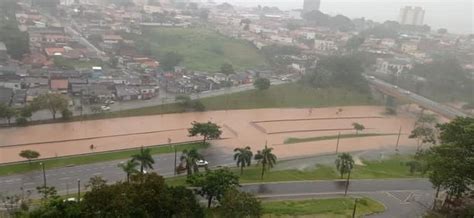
314 39 337 51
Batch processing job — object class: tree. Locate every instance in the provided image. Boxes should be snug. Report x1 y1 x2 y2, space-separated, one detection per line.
254 144 277 179
335 153 354 179
19 150 40 164
409 126 437 150
437 28 448 34
85 176 107 191
161 52 183 71
186 168 239 208
118 159 140 182
180 148 203 175
131 147 155 173
199 9 210 20
253 78 271 90
346 35 365 51
31 93 69 120
219 188 262 218
0 104 16 125
220 63 235 75
233 146 253 175
352 122 365 135
188 121 222 144
79 173 203 217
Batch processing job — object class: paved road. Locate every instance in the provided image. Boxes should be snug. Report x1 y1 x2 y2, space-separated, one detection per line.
242 179 434 218
28 80 288 121
369 77 468 119
0 147 234 197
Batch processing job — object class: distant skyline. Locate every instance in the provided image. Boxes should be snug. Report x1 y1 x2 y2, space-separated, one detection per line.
214 0 473 34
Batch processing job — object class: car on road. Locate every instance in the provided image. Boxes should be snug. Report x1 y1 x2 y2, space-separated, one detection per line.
368 76 375 80
105 100 115 105
101 105 111 111
404 90 411 95
196 160 208 167
393 85 399 89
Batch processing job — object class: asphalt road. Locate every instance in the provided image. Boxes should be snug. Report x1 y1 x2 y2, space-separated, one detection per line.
0 147 234 197
242 178 434 218
369 77 468 119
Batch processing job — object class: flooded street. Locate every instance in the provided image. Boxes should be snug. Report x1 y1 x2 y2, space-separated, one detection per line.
0 106 418 163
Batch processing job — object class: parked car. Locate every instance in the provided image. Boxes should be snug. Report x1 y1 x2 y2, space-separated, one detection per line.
196 160 208 167
101 105 111 111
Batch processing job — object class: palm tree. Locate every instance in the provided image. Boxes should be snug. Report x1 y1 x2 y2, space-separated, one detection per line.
180 148 203 175
352 122 365 135
131 147 155 173
254 144 277 179
234 146 253 175
118 160 139 182
335 153 354 179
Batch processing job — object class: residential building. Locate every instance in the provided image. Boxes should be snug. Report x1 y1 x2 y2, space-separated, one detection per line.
303 0 321 13
0 42 7 63
314 39 337 51
0 79 21 90
0 87 13 105
398 6 425 26
50 79 69 93
115 85 141 101
376 58 412 76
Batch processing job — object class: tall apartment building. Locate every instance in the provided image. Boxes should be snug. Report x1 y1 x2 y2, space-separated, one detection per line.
399 6 425 26
303 0 321 13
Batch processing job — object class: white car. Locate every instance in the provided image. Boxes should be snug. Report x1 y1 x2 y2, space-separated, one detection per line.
368 76 375 80
105 100 115 104
101 105 111 111
196 160 208 167
404 90 411 94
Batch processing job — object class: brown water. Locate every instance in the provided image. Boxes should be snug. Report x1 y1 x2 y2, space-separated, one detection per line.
0 106 418 163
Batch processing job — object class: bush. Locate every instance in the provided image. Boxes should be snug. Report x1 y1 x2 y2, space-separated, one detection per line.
61 109 73 120
16 117 28 126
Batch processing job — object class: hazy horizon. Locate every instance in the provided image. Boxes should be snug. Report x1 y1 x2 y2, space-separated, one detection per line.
213 0 473 34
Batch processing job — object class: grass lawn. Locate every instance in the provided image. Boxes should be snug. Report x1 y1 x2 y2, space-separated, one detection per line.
166 155 420 186
284 133 397 144
0 142 207 176
262 197 385 217
125 26 268 71
200 83 376 110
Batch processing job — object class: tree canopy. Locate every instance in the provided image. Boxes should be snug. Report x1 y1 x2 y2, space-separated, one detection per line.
160 52 183 71
31 93 69 120
253 77 271 90
219 188 262 218
220 63 235 75
188 121 222 144
19 150 40 163
186 168 240 208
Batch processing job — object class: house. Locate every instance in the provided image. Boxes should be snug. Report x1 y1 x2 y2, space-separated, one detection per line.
115 85 141 101
139 85 158 100
102 35 123 44
0 42 8 63
12 89 27 108
0 79 21 90
376 58 412 76
71 84 114 103
314 39 338 51
26 86 49 102
24 77 49 88
44 47 65 57
0 87 13 105
50 79 69 93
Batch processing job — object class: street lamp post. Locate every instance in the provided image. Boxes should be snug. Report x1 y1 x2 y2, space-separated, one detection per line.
77 179 81 202
168 138 177 175
351 198 358 218
40 162 46 187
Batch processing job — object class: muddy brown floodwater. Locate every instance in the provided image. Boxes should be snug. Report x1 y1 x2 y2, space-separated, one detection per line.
0 106 420 164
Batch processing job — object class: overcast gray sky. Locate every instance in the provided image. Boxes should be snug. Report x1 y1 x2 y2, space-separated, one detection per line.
214 0 473 34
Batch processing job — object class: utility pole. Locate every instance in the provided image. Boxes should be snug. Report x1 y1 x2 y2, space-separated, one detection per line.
335 132 341 154
352 198 358 218
168 138 177 176
77 179 81 202
395 126 402 152
40 162 46 187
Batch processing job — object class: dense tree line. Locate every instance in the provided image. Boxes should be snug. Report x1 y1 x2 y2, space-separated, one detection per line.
0 0 30 60
301 55 370 92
